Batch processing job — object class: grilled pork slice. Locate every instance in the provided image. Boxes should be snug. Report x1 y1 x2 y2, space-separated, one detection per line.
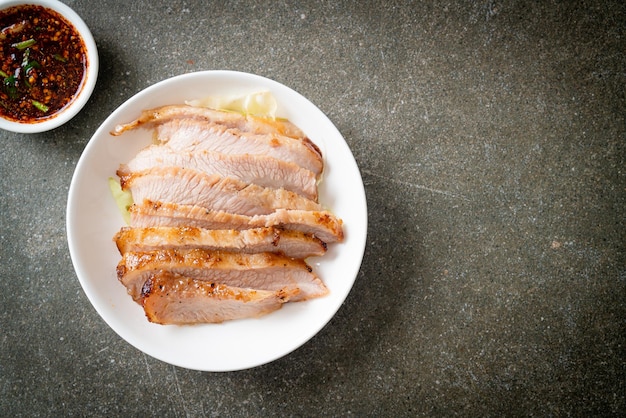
114 226 327 259
118 145 318 200
120 167 321 216
117 249 328 302
129 200 344 243
154 119 323 175
111 104 308 140
141 271 296 325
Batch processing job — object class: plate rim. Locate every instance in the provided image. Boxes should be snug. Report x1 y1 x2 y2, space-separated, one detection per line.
66 70 367 371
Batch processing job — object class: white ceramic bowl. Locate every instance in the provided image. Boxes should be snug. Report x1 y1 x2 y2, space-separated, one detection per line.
0 0 98 133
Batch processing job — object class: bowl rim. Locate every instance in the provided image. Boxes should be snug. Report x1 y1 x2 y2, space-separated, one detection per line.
0 0 99 133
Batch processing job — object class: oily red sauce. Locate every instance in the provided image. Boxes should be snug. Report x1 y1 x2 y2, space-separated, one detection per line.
0 5 87 122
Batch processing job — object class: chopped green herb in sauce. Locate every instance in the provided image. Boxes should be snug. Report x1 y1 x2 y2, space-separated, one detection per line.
0 5 87 122
12 38 35 50
31 99 48 112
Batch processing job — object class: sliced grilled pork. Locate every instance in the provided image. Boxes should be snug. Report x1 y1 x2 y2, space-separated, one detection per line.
118 145 318 200
154 119 323 175
119 167 321 216
114 226 327 259
129 200 344 243
111 104 308 140
141 271 296 325
117 249 328 302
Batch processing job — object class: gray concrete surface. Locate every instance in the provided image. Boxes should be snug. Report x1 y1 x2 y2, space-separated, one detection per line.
1 0 624 416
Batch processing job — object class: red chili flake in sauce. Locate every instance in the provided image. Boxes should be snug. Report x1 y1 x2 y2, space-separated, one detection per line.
0 5 87 122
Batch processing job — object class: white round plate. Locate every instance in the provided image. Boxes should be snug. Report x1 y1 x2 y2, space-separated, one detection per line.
66 70 367 372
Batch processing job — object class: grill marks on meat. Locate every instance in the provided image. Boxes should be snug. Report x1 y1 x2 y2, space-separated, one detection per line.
111 104 344 324
120 167 321 216
118 249 328 303
114 226 327 259
141 271 297 325
130 201 344 244
118 146 318 200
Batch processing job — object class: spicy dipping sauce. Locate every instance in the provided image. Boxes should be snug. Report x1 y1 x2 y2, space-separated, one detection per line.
0 4 87 122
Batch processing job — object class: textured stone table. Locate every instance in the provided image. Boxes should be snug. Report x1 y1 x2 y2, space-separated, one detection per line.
1 1 624 415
